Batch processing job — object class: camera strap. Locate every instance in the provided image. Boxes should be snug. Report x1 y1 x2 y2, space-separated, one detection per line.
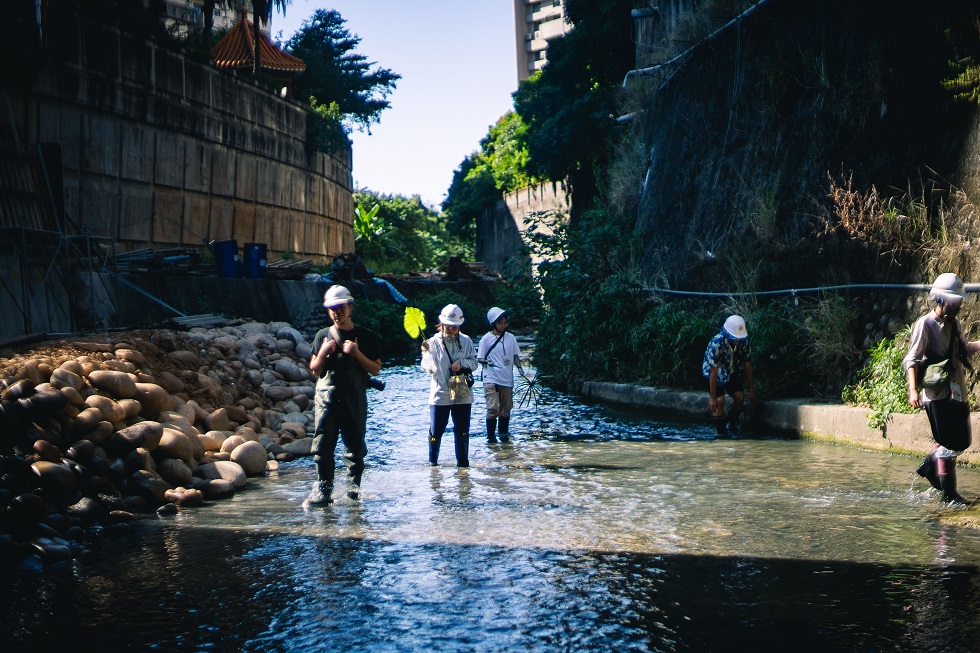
480 333 503 380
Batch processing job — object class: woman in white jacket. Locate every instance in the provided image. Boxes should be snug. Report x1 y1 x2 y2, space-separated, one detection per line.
421 304 478 467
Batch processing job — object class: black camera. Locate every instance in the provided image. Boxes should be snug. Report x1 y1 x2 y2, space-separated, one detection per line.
367 376 386 391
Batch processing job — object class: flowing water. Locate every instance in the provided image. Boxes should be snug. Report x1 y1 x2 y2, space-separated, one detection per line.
6 362 980 652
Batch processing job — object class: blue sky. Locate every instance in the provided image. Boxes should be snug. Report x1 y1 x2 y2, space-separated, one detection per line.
271 1 519 208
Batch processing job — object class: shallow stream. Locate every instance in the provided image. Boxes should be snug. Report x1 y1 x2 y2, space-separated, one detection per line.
5 362 980 652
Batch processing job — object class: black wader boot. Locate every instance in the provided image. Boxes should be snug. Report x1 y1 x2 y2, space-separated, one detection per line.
499 416 511 443
916 451 942 492
726 408 742 436
455 431 470 468
429 433 442 466
306 458 333 505
486 417 498 444
713 416 728 436
937 457 968 505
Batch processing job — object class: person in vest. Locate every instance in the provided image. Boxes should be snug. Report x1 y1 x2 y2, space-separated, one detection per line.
477 307 523 443
421 304 478 467
903 273 980 505
702 315 755 436
306 285 382 505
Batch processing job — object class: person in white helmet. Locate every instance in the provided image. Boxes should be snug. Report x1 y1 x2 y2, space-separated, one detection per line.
903 272 980 505
702 314 755 436
420 304 478 467
477 306 523 443
306 285 382 505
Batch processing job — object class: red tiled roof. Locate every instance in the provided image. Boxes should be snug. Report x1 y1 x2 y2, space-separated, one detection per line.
211 8 306 73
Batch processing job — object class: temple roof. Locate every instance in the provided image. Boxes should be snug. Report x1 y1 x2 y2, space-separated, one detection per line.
211 8 306 73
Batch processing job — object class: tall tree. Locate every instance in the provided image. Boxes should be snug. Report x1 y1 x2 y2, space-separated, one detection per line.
201 0 234 49
285 9 400 132
251 0 291 75
442 111 536 242
513 0 634 215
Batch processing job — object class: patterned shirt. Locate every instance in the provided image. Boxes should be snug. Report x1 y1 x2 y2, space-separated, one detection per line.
702 332 752 386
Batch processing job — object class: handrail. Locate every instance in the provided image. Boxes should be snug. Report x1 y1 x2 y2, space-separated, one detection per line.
640 282 980 299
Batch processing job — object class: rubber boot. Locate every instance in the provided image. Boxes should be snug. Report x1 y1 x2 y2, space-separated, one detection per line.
726 408 742 437
455 431 470 468
429 433 442 466
306 481 332 505
346 480 360 500
498 416 511 443
486 417 498 444
937 457 968 505
916 450 942 492
307 459 333 505
713 415 728 436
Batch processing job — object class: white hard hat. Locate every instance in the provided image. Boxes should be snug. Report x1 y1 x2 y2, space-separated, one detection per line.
439 304 465 326
323 285 354 308
487 306 507 325
723 315 748 339
929 273 966 304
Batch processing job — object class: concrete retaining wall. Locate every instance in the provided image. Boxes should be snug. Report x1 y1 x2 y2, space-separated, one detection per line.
478 180 570 275
578 381 980 465
4 9 353 259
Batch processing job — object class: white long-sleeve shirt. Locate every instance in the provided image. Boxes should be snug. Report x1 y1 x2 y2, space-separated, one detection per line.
421 332 477 405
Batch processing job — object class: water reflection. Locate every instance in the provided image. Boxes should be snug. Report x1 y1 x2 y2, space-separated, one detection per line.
4 362 980 652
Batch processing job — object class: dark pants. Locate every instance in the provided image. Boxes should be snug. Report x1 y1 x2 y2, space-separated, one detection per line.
429 403 471 466
925 397 971 452
312 404 367 489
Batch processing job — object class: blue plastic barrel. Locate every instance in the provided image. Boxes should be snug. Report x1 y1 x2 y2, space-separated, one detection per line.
213 239 241 278
243 242 267 279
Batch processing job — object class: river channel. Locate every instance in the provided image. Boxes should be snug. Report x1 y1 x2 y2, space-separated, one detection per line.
5 361 980 652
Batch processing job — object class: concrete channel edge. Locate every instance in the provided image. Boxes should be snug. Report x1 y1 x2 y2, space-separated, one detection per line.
576 381 980 466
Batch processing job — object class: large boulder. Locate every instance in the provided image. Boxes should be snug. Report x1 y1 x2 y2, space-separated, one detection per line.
203 408 235 432
157 458 194 486
86 370 137 398
155 427 194 463
230 441 268 476
274 359 310 382
84 394 127 423
196 461 248 489
103 421 162 457
134 382 175 418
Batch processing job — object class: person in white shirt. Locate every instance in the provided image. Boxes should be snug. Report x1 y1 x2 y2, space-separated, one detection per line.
477 307 522 444
421 304 477 467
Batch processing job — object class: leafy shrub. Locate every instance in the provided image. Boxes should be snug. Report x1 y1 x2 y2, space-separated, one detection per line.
354 299 416 360
489 268 543 332
841 328 915 430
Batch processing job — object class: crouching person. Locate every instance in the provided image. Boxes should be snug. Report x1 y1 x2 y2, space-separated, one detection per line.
702 315 755 437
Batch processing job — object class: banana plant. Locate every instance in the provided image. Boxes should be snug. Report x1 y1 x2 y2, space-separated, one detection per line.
354 203 381 241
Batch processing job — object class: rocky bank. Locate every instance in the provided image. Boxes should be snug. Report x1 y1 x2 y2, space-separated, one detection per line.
0 321 322 571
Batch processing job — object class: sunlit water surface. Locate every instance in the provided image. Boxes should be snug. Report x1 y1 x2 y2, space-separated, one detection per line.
5 363 980 652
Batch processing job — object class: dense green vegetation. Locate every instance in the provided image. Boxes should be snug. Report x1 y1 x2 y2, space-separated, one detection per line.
442 112 539 242
353 190 470 275
285 9 400 134
356 282 540 362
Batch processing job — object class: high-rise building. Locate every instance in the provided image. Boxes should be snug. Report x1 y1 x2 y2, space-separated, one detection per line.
513 0 571 83
164 1 239 35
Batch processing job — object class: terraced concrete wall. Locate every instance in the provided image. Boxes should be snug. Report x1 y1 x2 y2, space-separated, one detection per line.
6 9 353 259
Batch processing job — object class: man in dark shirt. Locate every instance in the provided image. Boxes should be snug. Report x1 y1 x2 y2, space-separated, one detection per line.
306 285 382 505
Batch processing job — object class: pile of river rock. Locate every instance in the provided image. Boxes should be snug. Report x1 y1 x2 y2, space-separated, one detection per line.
0 320 321 571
